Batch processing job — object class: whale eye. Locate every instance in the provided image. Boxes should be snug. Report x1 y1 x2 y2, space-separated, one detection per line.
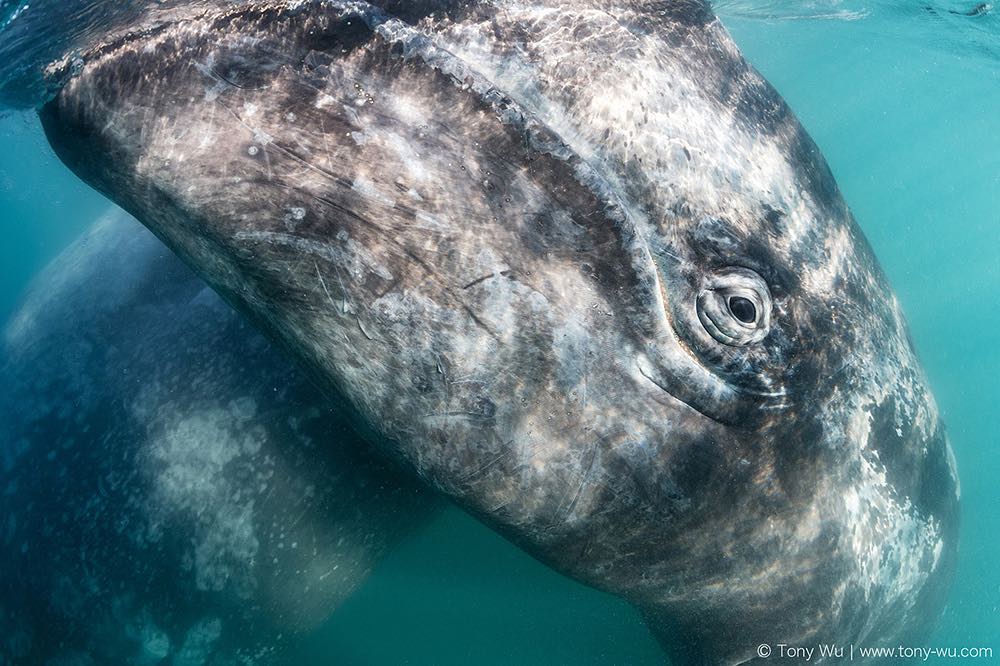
728 296 757 324
697 268 772 346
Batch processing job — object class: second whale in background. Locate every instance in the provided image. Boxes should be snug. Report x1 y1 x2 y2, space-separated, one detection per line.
0 210 439 664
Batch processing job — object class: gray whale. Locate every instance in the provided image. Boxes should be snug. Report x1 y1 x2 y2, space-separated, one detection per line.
39 1 959 662
0 210 438 664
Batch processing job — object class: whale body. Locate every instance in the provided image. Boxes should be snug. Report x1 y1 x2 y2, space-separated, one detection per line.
39 1 959 662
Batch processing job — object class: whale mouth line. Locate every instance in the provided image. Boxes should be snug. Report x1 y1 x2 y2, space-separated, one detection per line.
636 361 730 427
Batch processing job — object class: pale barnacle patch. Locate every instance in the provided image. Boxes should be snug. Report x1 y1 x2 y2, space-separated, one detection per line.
283 206 306 231
252 128 273 146
145 400 265 596
371 289 451 351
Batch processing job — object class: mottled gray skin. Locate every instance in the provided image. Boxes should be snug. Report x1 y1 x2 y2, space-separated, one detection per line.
0 210 437 665
39 1 959 663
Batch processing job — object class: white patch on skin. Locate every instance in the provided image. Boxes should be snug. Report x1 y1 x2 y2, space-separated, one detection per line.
382 131 428 182
842 452 941 624
173 617 222 666
803 225 854 293
474 276 542 344
196 127 217 149
140 616 171 660
833 377 943 639
146 401 263 595
191 55 226 102
390 92 430 127
848 407 873 451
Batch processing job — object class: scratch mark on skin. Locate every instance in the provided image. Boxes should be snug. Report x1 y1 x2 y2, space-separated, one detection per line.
315 260 339 311
462 304 502 342
222 92 507 344
332 262 351 314
262 482 277 506
286 502 313 530
356 316 374 340
317 566 340 582
448 377 486 386
319 117 334 172
261 142 274 180
656 247 686 265
421 410 494 422
210 67 269 92
218 86 508 343
458 442 515 484
556 431 612 528
463 269 514 289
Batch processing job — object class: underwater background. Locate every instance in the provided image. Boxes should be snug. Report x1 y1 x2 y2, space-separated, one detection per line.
0 1 996 662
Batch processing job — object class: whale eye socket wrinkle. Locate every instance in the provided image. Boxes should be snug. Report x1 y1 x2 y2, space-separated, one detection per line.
696 267 772 346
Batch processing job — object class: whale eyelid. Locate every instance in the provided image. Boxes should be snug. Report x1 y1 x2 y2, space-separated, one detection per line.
696 267 772 347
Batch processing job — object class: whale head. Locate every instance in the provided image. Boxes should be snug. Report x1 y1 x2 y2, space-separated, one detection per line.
39 0 958 662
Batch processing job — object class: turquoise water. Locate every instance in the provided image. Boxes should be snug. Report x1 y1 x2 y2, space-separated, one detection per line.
0 1 997 662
